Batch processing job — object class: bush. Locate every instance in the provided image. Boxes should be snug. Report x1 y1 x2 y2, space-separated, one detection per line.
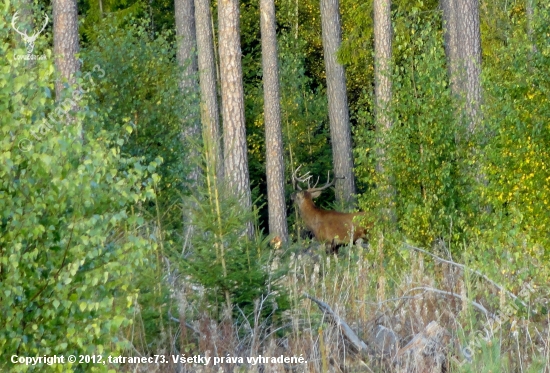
0 10 157 371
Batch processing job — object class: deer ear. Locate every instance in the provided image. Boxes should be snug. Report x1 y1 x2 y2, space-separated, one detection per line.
310 191 322 199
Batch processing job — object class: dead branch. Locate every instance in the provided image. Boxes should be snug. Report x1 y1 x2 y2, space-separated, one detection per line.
303 293 369 353
404 286 496 319
404 244 527 308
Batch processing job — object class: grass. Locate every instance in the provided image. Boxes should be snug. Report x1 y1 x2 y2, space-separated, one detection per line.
120 229 550 373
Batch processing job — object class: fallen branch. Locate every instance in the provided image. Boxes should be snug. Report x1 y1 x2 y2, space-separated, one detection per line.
303 293 369 354
404 244 527 308
404 286 496 319
168 311 200 335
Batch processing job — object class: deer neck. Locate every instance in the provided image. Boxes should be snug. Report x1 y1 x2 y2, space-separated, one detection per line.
299 197 322 226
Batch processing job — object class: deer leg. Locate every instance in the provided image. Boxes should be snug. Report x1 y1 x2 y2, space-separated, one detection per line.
328 239 339 255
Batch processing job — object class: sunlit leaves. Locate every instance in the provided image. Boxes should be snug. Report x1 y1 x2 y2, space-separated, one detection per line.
0 9 157 371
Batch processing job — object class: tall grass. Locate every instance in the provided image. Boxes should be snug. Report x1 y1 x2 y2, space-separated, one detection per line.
120 230 549 372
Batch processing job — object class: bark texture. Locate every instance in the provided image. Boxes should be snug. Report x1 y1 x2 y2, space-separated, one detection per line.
175 0 201 256
442 0 482 134
320 0 356 207
457 0 482 134
373 0 395 221
53 0 80 99
260 0 289 242
175 0 198 88
195 0 223 180
374 0 392 139
440 0 460 97
175 0 201 184
218 0 254 236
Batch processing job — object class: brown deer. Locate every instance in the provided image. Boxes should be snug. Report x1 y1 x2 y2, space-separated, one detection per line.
291 166 370 252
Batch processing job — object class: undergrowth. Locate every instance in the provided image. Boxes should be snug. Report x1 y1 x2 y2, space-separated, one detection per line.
121 224 550 372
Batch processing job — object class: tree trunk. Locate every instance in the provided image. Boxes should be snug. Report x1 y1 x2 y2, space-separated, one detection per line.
175 0 198 89
195 0 224 181
175 0 203 260
319 0 356 207
440 0 461 97
53 0 80 99
456 0 482 134
373 0 395 221
175 0 201 184
260 0 289 243
443 0 486 203
218 0 254 237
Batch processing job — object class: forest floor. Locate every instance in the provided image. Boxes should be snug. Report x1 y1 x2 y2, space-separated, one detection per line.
122 240 550 373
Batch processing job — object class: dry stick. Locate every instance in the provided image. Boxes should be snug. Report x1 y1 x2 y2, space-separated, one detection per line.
303 293 369 354
167 311 200 334
404 244 527 308
404 286 495 319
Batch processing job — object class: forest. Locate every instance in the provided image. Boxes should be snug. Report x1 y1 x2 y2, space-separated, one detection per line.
1 0 549 371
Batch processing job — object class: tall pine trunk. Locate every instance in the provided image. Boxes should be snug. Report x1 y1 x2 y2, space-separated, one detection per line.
442 0 482 134
175 0 201 183
53 0 80 139
53 0 80 99
457 0 482 134
260 0 289 243
440 0 461 98
373 0 395 221
320 0 356 207
218 0 254 237
195 0 224 180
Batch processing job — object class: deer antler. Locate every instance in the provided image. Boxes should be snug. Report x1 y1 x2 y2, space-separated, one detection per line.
292 164 313 191
307 171 336 193
293 166 346 192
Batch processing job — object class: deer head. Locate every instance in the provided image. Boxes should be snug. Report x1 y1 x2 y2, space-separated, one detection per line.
291 164 336 207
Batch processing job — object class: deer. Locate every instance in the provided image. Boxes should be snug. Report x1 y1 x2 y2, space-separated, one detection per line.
291 165 370 253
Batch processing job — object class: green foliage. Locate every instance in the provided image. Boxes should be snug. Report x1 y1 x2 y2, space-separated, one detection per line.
481 0 550 256
278 34 331 174
82 17 192 209
463 0 550 289
355 1 550 290
179 165 289 323
82 16 199 354
339 0 374 116
275 0 324 90
245 30 332 233
455 337 547 373
80 0 145 43
357 10 469 245
0 9 157 372
80 0 175 43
